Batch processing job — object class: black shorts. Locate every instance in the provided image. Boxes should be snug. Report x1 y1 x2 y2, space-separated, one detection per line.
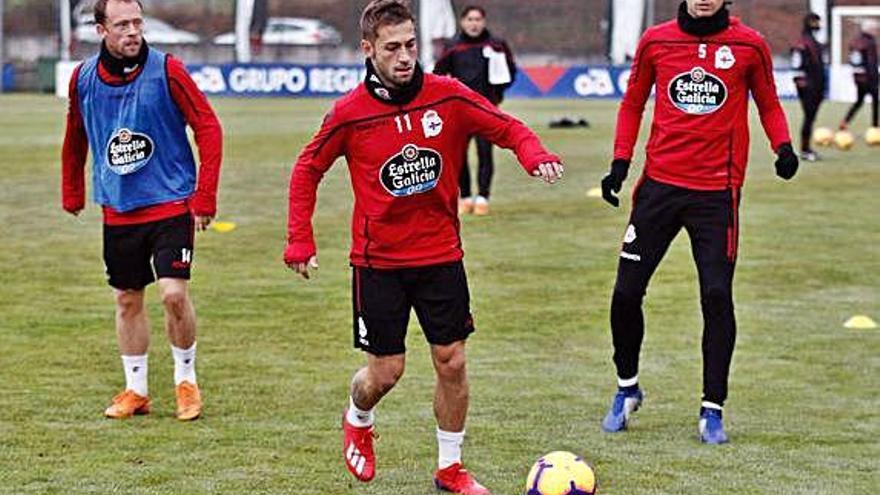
352 261 475 356
103 213 195 290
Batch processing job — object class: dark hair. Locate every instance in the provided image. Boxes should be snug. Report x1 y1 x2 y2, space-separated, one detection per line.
803 12 820 31
94 0 144 26
460 5 486 19
360 0 416 42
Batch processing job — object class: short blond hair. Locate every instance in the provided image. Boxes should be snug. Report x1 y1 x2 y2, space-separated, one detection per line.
94 0 144 25
360 0 415 42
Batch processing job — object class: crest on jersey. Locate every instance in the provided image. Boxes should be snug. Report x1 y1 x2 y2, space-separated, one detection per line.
668 67 728 115
421 110 444 138
624 224 637 244
715 45 736 69
105 128 155 175
379 144 443 197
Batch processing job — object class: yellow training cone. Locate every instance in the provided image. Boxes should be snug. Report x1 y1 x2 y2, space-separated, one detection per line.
587 187 602 198
843 315 877 329
211 221 237 233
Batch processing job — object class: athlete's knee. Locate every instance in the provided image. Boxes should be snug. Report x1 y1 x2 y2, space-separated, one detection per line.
370 357 405 393
701 286 733 315
612 287 644 310
160 286 190 316
433 342 467 381
115 290 145 319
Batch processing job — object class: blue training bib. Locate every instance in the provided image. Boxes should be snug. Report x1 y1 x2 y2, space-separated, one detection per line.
78 48 197 212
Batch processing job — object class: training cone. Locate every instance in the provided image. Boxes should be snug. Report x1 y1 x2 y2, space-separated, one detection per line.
211 221 237 233
587 187 602 198
843 315 877 329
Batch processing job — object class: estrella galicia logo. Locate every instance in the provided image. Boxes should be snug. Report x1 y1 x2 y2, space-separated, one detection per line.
379 144 443 197
668 67 728 115
105 128 154 175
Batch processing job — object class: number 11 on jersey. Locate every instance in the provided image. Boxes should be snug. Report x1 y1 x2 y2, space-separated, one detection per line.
395 114 412 133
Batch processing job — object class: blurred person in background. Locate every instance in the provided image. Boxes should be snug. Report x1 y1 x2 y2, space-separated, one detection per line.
791 13 826 162
434 5 516 216
62 0 222 421
840 19 878 131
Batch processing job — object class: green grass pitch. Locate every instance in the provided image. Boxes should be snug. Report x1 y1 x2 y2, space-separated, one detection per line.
0 94 877 494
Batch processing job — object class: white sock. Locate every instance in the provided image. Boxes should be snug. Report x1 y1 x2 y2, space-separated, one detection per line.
171 342 197 386
437 428 465 469
618 375 639 388
121 354 148 397
347 396 374 428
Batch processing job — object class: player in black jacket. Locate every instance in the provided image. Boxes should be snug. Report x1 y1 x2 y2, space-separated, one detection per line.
841 20 879 130
791 13 826 161
434 5 516 216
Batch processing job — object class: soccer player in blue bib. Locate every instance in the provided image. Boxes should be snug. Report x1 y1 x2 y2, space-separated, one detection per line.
62 0 223 420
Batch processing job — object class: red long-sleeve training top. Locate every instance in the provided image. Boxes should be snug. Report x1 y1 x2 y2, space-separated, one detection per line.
285 73 560 269
62 54 222 225
614 17 791 191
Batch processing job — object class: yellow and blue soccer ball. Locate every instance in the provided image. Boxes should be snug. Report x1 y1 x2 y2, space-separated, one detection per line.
812 127 834 147
866 127 880 146
525 451 597 495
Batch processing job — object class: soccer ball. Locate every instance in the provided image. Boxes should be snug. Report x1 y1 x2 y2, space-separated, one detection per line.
812 127 834 147
834 130 855 150
865 127 880 146
524 451 597 495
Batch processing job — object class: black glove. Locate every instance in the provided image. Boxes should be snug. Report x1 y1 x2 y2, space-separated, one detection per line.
601 159 630 207
774 143 799 180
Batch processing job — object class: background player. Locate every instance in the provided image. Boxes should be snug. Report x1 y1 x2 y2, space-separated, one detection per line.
62 0 222 421
840 19 878 131
434 5 517 216
285 1 562 492
791 13 826 162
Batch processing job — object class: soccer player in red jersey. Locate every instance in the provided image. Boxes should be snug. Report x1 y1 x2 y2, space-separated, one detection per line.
62 0 221 421
598 0 799 444
285 1 562 492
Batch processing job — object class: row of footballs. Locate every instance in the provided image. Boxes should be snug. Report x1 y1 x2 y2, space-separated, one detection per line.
813 127 880 150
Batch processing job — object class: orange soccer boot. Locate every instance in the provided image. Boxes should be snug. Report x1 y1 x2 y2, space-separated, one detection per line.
175 381 203 421
473 196 490 216
104 390 151 419
459 197 475 215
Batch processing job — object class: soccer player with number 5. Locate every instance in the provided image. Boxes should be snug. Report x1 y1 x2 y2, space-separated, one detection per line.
285 1 562 492
598 0 798 444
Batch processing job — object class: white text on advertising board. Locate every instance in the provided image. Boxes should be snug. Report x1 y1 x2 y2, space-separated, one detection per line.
229 67 308 93
574 69 616 97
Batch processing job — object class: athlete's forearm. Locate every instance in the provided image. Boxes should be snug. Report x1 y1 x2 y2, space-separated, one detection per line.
613 101 647 161
61 66 87 212
168 57 223 216
459 92 558 172
286 161 323 262
285 115 345 262
751 41 792 151
613 39 654 161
